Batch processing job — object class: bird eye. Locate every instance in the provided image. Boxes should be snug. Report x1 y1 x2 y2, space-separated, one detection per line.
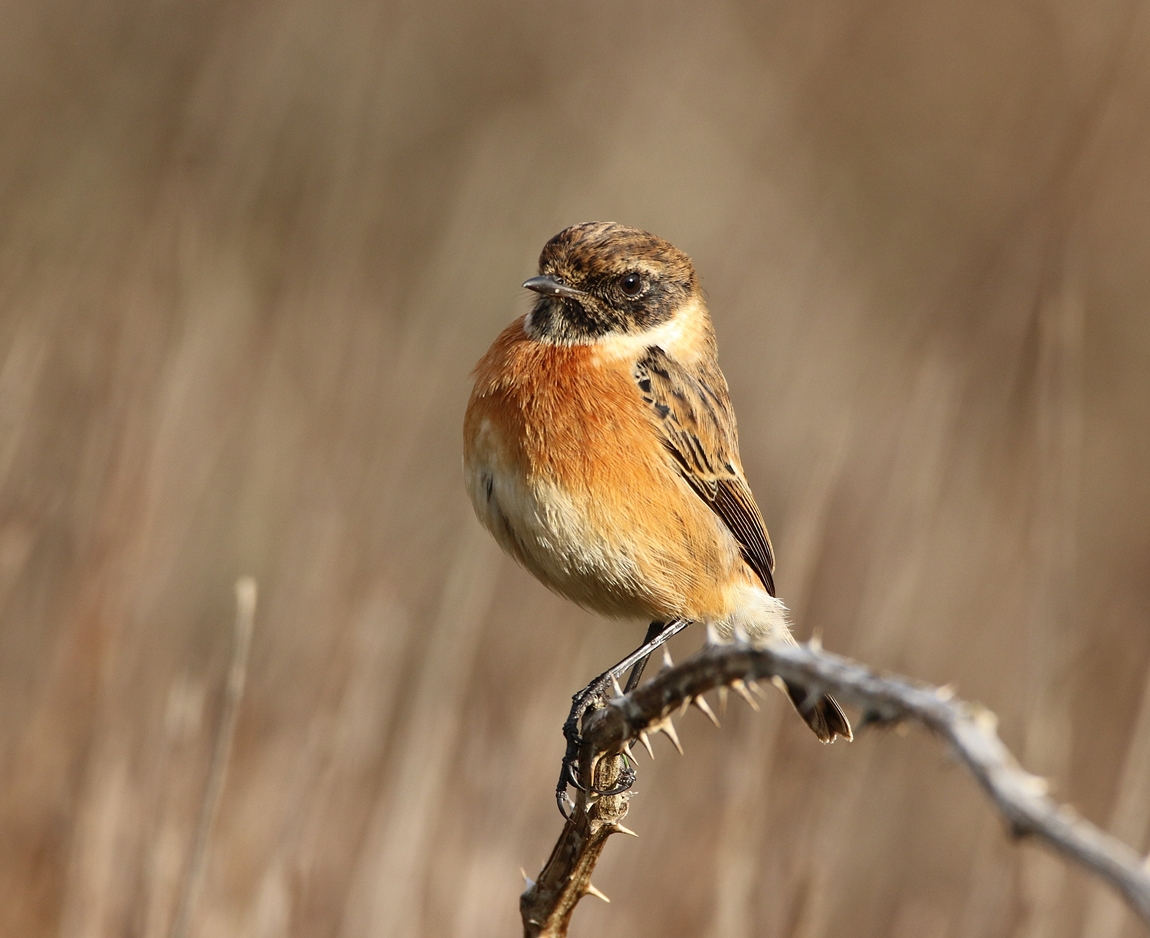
619 272 644 297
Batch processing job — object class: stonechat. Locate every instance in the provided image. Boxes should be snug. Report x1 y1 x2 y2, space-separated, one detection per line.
464 222 850 803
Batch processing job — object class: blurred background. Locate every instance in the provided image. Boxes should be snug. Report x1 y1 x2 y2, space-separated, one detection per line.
1 1 1149 936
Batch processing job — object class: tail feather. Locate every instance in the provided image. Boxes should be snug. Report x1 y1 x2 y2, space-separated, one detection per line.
785 682 852 742
717 587 853 742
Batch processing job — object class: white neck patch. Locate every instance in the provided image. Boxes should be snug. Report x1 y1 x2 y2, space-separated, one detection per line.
589 296 711 365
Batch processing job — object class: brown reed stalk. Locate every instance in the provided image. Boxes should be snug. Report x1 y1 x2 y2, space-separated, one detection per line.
169 578 257 938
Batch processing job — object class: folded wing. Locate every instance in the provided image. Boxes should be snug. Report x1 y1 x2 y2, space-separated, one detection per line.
633 346 775 597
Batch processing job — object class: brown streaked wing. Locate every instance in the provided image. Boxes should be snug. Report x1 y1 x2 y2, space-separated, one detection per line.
633 346 776 596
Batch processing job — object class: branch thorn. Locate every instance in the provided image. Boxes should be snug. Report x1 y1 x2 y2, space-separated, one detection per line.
693 694 721 727
731 679 760 711
657 718 683 754
972 706 999 733
584 883 610 903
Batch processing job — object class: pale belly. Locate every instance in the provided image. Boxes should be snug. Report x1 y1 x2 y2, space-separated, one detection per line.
464 420 794 646
464 432 656 619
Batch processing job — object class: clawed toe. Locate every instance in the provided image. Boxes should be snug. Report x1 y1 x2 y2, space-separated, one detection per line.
556 742 637 817
553 621 690 817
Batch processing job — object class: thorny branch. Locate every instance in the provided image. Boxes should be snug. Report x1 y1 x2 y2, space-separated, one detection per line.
520 638 1150 938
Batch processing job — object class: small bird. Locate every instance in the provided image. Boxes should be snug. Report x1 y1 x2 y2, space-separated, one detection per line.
464 222 850 796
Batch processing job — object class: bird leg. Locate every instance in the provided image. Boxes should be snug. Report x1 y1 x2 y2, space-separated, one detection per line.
622 619 669 692
556 618 691 816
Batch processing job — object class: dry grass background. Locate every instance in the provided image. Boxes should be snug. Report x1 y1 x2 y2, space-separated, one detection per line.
1 1 1149 936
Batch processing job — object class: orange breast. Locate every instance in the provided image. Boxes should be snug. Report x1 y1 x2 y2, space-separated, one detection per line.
463 318 743 621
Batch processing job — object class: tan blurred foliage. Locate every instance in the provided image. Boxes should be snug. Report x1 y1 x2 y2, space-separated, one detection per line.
0 1 1149 936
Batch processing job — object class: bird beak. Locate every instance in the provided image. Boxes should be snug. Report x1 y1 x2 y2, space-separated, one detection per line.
522 275 585 298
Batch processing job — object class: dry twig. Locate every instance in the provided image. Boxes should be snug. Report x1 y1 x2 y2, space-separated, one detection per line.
520 638 1150 937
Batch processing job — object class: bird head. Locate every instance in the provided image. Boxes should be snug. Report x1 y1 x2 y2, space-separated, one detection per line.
523 222 700 344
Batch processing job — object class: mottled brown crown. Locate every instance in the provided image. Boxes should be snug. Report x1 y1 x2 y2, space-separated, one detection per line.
539 222 697 284
527 222 700 343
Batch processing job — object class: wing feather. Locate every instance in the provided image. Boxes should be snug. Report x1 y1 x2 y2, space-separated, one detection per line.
634 347 776 596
